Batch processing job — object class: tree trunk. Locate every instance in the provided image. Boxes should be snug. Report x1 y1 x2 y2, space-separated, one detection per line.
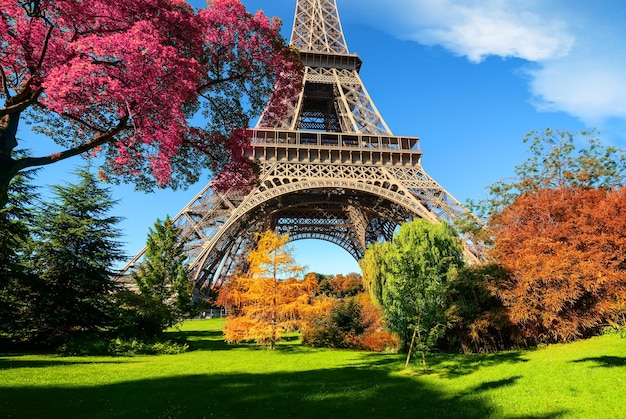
405 326 418 368
271 252 278 350
0 169 11 208
0 112 21 208
417 325 428 372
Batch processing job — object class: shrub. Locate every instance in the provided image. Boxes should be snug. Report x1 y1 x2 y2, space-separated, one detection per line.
107 339 189 356
303 299 366 349
59 335 189 356
303 295 399 352
361 331 399 353
444 263 523 353
110 290 179 340
302 321 344 349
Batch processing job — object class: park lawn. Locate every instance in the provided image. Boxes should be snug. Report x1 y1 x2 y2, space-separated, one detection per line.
0 319 624 418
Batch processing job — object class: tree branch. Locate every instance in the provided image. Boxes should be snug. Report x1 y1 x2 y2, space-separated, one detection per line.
198 73 246 92
0 66 11 100
57 108 111 134
13 115 129 172
34 23 54 75
0 87 44 117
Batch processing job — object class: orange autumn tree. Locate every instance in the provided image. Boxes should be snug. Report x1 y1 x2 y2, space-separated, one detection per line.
219 231 321 349
491 187 626 343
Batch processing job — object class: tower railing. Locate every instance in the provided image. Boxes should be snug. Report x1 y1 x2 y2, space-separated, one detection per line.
246 128 421 151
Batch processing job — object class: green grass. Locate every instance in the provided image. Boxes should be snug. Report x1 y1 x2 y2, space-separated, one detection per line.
1 319 625 418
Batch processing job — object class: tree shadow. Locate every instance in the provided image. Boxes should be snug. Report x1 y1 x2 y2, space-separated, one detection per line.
471 375 523 392
352 352 404 368
0 358 125 371
428 350 529 378
173 330 245 352
177 330 310 353
571 356 626 368
0 366 568 418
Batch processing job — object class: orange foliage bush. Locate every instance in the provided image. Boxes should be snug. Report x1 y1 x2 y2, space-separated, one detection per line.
361 331 400 352
491 187 626 343
328 273 364 297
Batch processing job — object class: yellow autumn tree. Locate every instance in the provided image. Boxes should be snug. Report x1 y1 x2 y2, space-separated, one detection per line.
220 231 323 348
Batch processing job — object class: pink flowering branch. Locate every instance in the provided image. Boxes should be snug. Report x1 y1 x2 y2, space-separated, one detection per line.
0 0 303 207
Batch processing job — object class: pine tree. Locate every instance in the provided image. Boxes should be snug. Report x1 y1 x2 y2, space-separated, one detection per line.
0 157 39 341
219 231 319 349
132 216 191 325
28 168 124 345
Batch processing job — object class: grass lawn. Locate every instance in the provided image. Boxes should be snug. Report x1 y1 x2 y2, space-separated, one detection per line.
1 319 625 418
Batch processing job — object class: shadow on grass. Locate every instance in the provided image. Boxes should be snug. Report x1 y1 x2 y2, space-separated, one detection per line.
174 328 531 378
176 330 307 353
172 330 243 351
0 358 125 370
427 350 528 378
471 375 523 392
0 366 567 419
175 330 323 354
571 356 626 368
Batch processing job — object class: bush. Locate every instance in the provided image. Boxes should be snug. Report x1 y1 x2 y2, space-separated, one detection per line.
59 334 189 356
361 331 399 353
443 263 523 353
303 298 367 349
110 290 179 340
106 339 189 356
303 295 399 352
302 321 344 349
330 298 366 335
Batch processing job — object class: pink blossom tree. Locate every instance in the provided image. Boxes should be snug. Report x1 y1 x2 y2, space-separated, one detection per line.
0 0 301 207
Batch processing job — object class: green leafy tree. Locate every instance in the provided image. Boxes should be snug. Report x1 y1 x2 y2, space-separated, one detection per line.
109 290 181 341
132 216 191 329
362 219 464 371
28 168 124 345
471 128 626 220
359 241 393 308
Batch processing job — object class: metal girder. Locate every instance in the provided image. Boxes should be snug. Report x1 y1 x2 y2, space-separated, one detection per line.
290 0 349 54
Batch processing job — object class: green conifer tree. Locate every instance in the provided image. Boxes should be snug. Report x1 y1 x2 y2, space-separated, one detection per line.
132 216 191 324
28 167 124 345
0 157 38 342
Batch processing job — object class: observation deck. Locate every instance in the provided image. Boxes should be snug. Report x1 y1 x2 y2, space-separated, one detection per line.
244 128 422 166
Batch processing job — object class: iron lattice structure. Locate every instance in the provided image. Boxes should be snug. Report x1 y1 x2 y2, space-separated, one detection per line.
121 0 482 292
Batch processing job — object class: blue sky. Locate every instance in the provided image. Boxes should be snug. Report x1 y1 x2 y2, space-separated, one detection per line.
21 0 626 275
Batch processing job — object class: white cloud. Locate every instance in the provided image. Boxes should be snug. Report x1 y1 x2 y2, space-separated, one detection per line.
357 0 574 62
406 1 574 63
349 0 626 125
528 57 626 124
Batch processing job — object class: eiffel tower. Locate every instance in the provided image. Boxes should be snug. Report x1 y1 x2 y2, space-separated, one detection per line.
122 0 482 292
